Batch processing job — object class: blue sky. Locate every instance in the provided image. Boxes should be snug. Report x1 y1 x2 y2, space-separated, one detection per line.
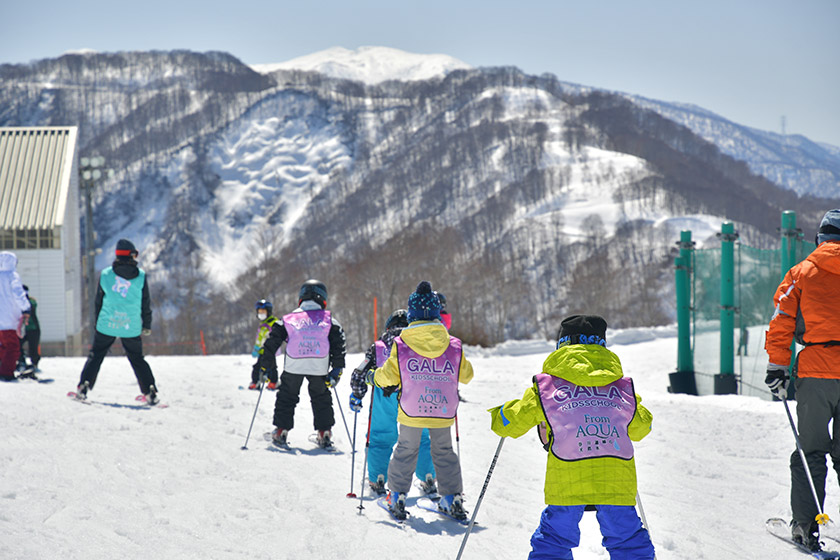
2 0 838 147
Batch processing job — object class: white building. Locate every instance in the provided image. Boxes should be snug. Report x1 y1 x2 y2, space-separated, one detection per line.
0 126 83 355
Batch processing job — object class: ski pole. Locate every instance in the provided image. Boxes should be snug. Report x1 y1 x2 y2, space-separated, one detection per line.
455 414 461 460
333 385 354 445
782 397 831 525
636 491 650 532
635 491 657 560
241 378 265 450
347 409 358 498
358 388 375 514
456 436 505 560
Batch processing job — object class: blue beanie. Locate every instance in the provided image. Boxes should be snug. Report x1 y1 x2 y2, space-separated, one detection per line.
407 281 441 322
817 209 840 245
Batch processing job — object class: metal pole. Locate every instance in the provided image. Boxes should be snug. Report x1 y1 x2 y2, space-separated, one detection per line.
456 437 505 560
715 222 738 394
84 177 96 333
357 389 375 514
782 398 830 525
241 380 265 450
347 410 358 498
455 414 461 459
676 231 694 373
333 386 354 444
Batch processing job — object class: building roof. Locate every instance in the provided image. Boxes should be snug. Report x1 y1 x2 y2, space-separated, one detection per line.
0 126 78 230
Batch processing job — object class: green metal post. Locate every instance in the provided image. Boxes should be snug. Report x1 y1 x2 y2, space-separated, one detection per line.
715 222 738 394
781 211 798 280
669 230 698 395
780 210 799 400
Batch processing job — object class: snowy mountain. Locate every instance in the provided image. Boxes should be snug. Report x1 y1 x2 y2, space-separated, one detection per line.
1 49 838 351
250 46 472 84
1 331 828 559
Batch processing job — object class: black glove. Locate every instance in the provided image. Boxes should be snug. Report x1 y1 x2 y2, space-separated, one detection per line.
349 368 369 399
765 368 788 397
325 368 342 388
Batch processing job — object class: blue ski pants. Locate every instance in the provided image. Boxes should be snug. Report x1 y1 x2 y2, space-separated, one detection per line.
368 385 435 483
529 505 655 560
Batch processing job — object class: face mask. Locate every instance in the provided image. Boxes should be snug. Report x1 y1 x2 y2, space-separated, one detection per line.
257 312 267 321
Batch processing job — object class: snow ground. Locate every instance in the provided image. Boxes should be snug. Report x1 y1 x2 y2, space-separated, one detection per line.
1 330 836 559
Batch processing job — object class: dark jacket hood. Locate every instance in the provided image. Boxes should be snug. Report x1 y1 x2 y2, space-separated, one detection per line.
112 258 140 280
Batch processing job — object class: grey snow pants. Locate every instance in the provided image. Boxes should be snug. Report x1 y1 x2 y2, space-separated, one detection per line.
387 424 463 496
791 377 840 526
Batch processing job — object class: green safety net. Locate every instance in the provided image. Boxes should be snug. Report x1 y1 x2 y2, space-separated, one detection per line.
690 238 815 398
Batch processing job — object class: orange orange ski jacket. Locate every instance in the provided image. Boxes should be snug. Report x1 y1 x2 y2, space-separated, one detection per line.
765 241 840 378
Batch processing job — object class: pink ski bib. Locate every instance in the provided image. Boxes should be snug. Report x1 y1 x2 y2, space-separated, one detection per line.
396 336 462 419
374 339 390 367
536 373 636 461
283 310 331 359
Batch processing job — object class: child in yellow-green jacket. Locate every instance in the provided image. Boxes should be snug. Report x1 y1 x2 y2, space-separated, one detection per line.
488 315 654 560
248 299 279 390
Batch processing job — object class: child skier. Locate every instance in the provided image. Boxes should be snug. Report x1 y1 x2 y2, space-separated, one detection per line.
373 281 474 521
259 279 346 449
248 299 279 390
488 315 654 559
349 308 437 496
16 284 41 376
74 239 160 404
0 251 30 382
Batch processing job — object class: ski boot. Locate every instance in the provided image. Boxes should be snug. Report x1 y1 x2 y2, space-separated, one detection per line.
387 491 407 521
247 381 259 390
439 493 467 522
267 381 277 390
145 385 160 406
75 381 90 400
272 428 289 446
369 474 386 496
419 473 437 495
791 520 822 552
316 430 334 450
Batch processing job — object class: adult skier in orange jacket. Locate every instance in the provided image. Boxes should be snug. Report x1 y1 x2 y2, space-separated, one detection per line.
765 209 840 552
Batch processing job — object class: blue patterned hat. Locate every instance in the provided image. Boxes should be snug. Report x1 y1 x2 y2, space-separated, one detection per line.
407 281 441 322
556 315 607 348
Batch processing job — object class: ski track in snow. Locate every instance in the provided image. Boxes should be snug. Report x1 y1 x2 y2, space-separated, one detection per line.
0 332 832 559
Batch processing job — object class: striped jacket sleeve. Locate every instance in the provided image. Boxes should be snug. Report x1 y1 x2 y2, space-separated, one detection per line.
765 268 800 368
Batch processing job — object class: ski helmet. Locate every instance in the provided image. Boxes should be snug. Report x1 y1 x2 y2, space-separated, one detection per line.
255 299 273 316
299 279 328 307
385 309 409 331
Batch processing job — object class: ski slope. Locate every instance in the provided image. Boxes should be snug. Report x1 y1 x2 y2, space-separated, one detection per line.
1 329 834 559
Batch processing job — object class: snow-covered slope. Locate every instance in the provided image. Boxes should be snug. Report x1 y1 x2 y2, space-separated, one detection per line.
0 331 829 559
624 94 840 199
250 46 472 84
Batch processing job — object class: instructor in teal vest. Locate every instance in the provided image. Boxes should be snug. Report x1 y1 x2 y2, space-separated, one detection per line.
74 239 159 404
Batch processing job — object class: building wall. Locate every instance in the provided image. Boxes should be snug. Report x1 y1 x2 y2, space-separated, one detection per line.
15 249 68 346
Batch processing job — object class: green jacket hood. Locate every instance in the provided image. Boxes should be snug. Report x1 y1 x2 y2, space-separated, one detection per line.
541 344 624 386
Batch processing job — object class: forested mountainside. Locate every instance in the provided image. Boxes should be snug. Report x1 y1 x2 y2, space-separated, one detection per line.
2 51 837 351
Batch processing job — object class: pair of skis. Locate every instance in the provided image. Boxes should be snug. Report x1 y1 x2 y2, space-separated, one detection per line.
66 391 168 408
376 494 469 526
766 518 840 559
263 431 337 453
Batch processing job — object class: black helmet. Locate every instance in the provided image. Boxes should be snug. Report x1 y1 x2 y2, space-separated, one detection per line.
385 309 409 331
299 279 328 307
434 291 447 312
255 299 273 316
